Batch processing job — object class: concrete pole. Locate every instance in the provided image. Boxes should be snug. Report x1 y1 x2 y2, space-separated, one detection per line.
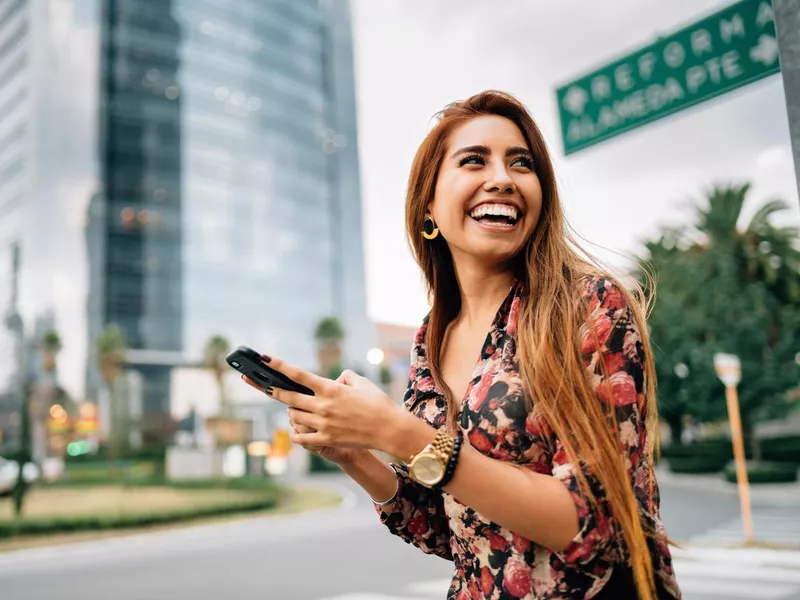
774 0 800 205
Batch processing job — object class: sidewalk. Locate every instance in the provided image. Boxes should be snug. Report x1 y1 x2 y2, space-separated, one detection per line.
656 465 800 550
656 465 800 507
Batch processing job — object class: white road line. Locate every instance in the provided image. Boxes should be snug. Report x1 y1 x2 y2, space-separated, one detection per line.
316 596 432 600
675 576 798 599
690 509 800 547
672 546 800 568
407 579 451 595
673 560 800 584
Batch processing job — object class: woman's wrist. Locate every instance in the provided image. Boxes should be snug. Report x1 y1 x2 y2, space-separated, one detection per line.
382 408 437 461
330 448 368 467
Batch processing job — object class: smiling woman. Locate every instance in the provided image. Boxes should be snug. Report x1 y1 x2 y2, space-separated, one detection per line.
244 90 682 600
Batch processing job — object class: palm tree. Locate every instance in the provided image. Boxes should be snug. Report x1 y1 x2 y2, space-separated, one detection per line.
39 330 62 374
314 317 345 379
695 183 800 306
29 329 65 463
639 183 800 457
97 324 128 463
203 335 231 416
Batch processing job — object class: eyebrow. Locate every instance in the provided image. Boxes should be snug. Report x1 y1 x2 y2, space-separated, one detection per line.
450 145 532 159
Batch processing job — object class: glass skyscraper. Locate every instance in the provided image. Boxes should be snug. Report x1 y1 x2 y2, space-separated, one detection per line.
0 0 372 443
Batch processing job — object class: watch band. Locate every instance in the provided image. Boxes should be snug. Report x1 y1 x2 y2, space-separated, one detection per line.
407 427 454 465
436 433 463 489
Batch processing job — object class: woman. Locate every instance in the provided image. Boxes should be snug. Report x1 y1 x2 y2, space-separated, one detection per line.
245 90 681 600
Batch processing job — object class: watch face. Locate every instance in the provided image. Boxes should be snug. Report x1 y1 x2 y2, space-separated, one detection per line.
412 454 444 486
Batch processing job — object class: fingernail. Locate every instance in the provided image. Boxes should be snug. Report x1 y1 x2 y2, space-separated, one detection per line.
265 386 274 396
261 354 272 363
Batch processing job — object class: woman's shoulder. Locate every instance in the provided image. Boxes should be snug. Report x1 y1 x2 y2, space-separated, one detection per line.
406 314 430 361
575 272 633 314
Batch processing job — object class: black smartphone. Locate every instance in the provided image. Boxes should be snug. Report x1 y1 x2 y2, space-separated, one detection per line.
226 345 315 396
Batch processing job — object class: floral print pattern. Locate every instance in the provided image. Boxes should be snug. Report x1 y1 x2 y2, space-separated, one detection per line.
375 276 681 599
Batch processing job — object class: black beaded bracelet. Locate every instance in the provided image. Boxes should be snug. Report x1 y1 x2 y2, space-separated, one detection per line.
437 434 463 489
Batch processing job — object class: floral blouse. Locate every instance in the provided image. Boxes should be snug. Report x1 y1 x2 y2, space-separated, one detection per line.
375 276 681 599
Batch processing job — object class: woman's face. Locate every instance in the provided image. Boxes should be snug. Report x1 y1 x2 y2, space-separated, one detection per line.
430 115 543 268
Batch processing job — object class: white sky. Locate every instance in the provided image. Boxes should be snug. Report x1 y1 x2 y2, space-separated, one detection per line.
350 0 800 328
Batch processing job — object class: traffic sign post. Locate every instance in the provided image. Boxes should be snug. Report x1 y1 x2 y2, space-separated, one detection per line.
713 353 755 544
556 0 780 155
773 0 800 206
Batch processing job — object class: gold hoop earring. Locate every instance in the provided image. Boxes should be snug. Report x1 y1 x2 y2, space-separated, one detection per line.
422 215 439 240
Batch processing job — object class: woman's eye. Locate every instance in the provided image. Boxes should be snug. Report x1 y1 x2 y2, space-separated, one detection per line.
512 156 534 169
458 154 485 167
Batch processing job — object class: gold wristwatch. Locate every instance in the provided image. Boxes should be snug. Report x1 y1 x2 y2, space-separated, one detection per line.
407 428 454 488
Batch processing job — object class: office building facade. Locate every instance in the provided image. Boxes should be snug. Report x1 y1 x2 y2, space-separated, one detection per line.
0 0 373 444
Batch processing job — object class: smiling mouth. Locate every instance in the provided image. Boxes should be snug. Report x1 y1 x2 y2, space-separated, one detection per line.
467 203 520 228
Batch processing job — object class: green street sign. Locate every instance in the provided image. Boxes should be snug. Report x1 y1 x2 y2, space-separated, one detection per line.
556 0 780 155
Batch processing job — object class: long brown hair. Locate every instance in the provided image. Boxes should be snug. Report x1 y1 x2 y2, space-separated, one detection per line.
404 90 662 600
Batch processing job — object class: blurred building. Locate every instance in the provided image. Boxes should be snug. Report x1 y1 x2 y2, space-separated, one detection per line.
0 0 372 445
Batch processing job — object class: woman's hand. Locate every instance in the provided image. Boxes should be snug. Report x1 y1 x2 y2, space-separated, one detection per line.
241 356 405 455
286 421 359 465
241 370 359 465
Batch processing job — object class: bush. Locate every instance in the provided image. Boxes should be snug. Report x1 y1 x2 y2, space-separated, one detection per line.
661 438 733 473
1 478 282 539
64 445 167 464
724 461 798 484
660 438 733 460
667 455 730 474
761 435 800 464
63 460 160 483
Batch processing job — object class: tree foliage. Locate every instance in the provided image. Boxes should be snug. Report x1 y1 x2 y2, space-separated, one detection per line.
636 184 800 451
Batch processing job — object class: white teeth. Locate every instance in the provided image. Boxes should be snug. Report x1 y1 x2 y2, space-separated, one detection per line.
468 203 520 221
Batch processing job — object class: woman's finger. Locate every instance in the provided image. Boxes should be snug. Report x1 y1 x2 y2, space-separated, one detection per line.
261 355 334 396
269 387 316 412
290 431 330 447
336 369 362 386
242 375 266 393
289 408 323 431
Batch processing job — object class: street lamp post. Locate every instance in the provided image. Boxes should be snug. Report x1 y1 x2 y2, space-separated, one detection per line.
3 243 31 515
713 353 754 544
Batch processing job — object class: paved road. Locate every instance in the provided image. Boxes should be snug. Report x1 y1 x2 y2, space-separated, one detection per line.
1 474 798 600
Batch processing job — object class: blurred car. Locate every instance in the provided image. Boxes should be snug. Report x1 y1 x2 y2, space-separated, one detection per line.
0 457 40 495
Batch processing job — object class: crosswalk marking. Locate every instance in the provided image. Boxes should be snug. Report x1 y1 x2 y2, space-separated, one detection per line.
690 508 800 547
675 577 798 599
672 559 800 584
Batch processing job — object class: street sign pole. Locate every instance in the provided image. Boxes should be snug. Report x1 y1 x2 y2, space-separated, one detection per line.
773 0 800 205
714 353 755 545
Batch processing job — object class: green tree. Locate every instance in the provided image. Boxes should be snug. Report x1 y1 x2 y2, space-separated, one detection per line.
314 317 344 378
97 325 128 463
637 184 800 454
640 235 720 443
694 184 800 457
203 335 231 416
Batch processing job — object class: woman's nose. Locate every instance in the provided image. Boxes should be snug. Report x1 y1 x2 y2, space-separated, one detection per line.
483 164 515 194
